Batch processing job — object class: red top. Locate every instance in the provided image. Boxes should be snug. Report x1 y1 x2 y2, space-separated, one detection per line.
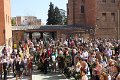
28 60 32 69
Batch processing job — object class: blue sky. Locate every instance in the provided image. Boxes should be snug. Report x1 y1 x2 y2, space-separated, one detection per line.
11 0 68 24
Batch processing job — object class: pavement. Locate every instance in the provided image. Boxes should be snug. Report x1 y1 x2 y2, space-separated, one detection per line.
6 71 69 80
32 70 67 80
6 70 75 80
4 64 75 80
3 69 67 80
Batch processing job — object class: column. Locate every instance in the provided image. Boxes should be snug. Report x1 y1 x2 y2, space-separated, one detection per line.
40 32 43 39
51 32 55 40
29 32 32 41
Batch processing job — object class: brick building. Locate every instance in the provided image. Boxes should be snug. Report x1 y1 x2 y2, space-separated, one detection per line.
12 16 42 26
0 0 12 47
67 0 120 39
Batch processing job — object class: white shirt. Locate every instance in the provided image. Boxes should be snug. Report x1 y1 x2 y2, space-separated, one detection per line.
64 40 68 46
82 51 89 60
41 41 43 45
3 59 7 63
106 48 112 57
76 62 81 72
24 58 27 64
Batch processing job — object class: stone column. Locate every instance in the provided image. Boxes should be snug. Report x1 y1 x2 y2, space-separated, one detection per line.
29 32 32 41
51 32 55 40
40 32 43 39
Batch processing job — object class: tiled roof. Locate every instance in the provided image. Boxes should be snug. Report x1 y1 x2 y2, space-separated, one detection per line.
12 24 93 31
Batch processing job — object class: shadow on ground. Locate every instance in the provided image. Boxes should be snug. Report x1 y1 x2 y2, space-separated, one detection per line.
32 70 67 80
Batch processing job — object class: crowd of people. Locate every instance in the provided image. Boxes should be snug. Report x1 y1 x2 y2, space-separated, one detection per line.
0 37 120 80
1 41 33 80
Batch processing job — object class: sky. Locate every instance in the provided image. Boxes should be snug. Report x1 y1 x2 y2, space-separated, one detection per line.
11 0 68 24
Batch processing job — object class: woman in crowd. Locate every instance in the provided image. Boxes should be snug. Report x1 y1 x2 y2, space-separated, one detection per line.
57 49 65 73
92 59 102 80
28 56 33 76
15 57 24 80
0 57 2 79
99 72 108 80
41 49 48 74
3 55 8 80
81 69 88 80
51 48 58 72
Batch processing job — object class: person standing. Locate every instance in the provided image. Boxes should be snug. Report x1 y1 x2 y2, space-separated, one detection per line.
71 49 77 66
51 49 58 72
24 55 28 75
64 50 72 68
15 57 24 80
28 57 33 76
57 50 65 73
81 70 88 80
19 58 24 80
41 49 48 74
0 57 2 79
92 59 102 80
3 56 8 80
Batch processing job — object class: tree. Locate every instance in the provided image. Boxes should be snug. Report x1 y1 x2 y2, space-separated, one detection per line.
11 18 16 26
63 16 67 25
54 7 63 25
47 2 67 25
47 2 55 25
59 9 67 25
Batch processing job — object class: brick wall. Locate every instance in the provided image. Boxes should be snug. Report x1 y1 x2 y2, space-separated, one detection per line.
0 0 12 47
0 0 5 45
85 0 96 27
67 0 119 39
95 0 119 39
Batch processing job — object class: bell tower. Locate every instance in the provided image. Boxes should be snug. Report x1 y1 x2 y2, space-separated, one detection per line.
67 0 86 25
0 0 12 48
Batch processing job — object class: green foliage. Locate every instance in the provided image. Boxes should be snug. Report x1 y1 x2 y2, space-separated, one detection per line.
47 2 55 25
54 7 63 25
63 16 67 25
47 2 67 25
11 18 16 26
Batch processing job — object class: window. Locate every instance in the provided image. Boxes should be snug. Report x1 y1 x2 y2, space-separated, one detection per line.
8 16 9 23
102 0 106 2
111 13 115 21
81 0 85 3
111 0 115 3
6 14 7 23
81 5 84 13
102 13 106 21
